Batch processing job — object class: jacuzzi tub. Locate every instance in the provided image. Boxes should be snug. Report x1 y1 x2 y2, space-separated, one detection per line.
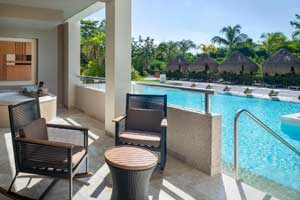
0 92 57 128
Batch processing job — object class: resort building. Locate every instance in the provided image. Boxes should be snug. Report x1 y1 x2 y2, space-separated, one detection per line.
189 54 219 73
166 55 190 72
262 48 300 75
218 51 258 74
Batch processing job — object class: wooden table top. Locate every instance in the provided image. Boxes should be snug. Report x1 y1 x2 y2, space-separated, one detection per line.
104 146 158 170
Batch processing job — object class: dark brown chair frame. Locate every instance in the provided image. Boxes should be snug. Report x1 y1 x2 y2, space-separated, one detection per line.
7 98 91 200
113 93 168 170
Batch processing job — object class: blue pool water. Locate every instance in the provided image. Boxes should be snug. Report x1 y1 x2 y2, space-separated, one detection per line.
134 84 300 190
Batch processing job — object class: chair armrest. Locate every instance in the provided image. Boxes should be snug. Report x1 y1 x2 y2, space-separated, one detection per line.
47 123 88 132
161 118 168 128
15 137 74 149
112 115 126 123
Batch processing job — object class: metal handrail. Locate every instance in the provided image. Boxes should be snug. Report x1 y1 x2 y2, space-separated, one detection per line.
137 82 216 114
234 109 300 179
78 75 105 83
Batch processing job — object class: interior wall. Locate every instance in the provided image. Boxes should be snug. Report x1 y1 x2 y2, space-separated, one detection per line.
0 27 59 98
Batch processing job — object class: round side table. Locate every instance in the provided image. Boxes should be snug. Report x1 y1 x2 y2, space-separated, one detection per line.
105 146 158 200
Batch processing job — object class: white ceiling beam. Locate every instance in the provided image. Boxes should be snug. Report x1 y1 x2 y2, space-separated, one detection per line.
66 1 105 23
0 3 64 23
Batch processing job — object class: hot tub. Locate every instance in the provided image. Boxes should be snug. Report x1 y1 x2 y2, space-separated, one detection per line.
0 92 57 128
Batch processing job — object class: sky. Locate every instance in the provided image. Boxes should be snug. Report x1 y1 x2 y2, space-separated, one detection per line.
85 0 300 45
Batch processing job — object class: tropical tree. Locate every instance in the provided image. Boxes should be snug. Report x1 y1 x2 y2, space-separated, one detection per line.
131 36 156 75
290 14 300 40
155 41 179 62
80 20 106 76
211 25 248 51
232 38 257 58
176 39 196 55
259 32 287 56
198 44 217 54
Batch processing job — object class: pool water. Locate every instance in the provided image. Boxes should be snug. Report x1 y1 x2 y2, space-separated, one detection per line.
133 84 300 190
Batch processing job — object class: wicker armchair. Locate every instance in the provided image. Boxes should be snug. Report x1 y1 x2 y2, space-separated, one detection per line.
113 94 168 170
7 98 91 200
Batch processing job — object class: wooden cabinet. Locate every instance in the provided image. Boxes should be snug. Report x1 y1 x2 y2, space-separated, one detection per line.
0 54 3 80
0 41 15 54
0 41 33 81
6 66 31 81
25 42 32 55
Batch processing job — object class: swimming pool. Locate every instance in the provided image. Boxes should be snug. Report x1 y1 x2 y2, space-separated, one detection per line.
133 83 300 191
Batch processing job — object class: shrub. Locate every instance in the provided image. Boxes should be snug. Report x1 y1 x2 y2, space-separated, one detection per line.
131 68 142 81
150 60 167 73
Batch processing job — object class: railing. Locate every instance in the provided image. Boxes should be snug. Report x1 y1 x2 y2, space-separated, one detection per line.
233 109 300 179
78 76 105 84
136 82 216 114
78 76 105 90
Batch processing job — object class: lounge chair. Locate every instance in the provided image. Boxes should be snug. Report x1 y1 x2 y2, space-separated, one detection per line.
269 90 279 97
244 88 253 95
6 98 91 200
113 93 168 170
223 86 231 92
206 84 213 89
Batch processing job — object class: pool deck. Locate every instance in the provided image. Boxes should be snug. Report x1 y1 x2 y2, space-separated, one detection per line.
0 109 284 200
145 81 300 103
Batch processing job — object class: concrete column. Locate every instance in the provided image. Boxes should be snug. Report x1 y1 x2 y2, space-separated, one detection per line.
105 0 132 134
63 22 80 108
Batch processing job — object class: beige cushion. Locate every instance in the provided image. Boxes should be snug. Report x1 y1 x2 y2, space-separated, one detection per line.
26 145 86 168
19 118 48 140
120 131 161 147
126 108 163 132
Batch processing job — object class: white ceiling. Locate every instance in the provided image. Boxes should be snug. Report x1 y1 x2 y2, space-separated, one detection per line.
0 0 100 20
0 18 59 31
0 0 105 30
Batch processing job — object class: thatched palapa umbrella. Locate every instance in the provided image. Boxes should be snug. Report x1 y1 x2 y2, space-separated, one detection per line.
262 49 300 75
166 55 189 72
189 54 219 73
219 51 258 74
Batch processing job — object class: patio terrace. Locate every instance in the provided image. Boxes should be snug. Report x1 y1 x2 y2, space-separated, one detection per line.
0 109 277 200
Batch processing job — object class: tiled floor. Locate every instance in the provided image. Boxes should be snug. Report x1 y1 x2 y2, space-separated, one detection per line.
0 109 281 200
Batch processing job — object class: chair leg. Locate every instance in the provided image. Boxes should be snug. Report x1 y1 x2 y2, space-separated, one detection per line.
69 175 73 200
8 172 18 193
160 143 167 171
85 157 88 173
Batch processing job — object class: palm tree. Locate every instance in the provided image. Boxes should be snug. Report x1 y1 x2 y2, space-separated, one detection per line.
211 25 248 51
156 41 179 62
176 40 196 55
290 14 300 40
260 32 287 56
198 44 217 54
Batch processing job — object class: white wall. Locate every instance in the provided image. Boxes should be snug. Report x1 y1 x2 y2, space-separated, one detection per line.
75 85 106 122
167 106 222 176
0 27 59 96
63 22 81 108
105 0 132 134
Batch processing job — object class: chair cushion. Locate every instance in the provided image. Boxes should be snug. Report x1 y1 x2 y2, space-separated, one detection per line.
126 108 163 132
119 131 161 147
25 145 86 168
19 118 48 140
